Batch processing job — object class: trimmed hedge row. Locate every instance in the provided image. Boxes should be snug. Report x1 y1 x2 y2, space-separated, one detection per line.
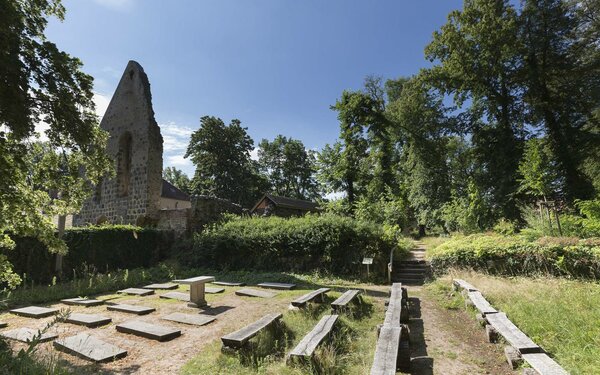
179 214 397 276
4 225 174 283
429 234 600 278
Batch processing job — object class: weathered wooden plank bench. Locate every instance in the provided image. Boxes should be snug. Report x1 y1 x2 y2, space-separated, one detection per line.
291 288 330 307
221 313 283 349
390 282 408 301
453 279 478 292
485 313 542 354
331 289 361 312
288 314 338 361
385 284 409 325
521 353 568 375
370 324 410 374
467 291 498 316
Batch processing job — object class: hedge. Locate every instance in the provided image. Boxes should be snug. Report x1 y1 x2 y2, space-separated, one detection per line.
3 225 174 284
179 214 398 277
429 233 600 278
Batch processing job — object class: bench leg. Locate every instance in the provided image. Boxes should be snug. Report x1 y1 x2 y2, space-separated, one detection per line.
397 325 411 371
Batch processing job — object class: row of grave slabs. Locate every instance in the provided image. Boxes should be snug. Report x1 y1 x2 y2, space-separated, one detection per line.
0 279 297 364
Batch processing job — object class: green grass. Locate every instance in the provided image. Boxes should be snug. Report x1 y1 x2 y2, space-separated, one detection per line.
432 271 600 375
181 293 382 375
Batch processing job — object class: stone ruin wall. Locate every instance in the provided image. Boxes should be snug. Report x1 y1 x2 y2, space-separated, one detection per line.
74 61 163 226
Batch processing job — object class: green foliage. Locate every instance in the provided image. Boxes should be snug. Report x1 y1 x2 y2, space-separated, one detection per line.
353 190 408 230
181 215 398 277
257 135 319 200
185 116 267 207
0 0 111 287
493 218 517 236
3 225 173 285
163 167 192 195
518 138 560 199
428 233 600 278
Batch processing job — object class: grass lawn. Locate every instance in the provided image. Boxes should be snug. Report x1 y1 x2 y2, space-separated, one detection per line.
430 270 600 375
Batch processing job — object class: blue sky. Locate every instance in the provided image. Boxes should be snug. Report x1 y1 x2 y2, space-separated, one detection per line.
46 0 463 176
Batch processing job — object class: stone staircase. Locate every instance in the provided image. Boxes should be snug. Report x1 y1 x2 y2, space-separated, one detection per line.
391 242 430 286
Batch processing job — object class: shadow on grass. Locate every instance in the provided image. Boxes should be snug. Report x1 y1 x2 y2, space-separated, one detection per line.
232 320 296 368
200 305 235 316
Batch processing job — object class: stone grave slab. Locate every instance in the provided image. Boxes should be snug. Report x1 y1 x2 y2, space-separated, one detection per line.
1 327 57 343
61 298 104 307
117 288 154 296
116 320 181 341
143 283 178 290
213 281 246 287
54 333 127 363
10 306 59 318
160 292 190 301
205 287 225 294
235 288 277 298
107 304 155 315
66 313 112 328
161 312 216 326
0 322 7 328
257 282 296 290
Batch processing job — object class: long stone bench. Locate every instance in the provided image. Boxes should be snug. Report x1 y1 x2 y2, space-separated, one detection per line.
453 279 478 292
485 313 541 354
385 283 409 325
331 289 361 312
521 353 568 375
370 325 410 374
291 288 330 307
467 291 498 316
288 314 338 361
221 313 283 349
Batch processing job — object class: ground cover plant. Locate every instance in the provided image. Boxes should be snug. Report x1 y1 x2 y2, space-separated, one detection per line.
429 271 600 375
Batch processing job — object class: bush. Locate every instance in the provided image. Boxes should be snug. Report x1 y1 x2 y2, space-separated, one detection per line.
180 214 399 277
3 225 174 284
493 218 517 235
429 233 600 278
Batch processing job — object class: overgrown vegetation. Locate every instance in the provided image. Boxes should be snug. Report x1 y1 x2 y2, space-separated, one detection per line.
430 271 600 374
181 215 410 278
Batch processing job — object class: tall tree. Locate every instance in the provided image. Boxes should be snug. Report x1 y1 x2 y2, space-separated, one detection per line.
521 0 597 200
517 137 561 201
0 0 111 286
425 0 525 220
185 116 266 207
163 167 192 195
257 135 319 200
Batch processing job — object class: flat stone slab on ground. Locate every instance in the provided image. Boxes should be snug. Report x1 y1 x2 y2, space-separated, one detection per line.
161 312 216 326
61 298 104 307
205 287 225 294
66 313 112 328
10 306 59 318
1 328 57 343
117 288 154 296
0 322 7 328
143 283 178 290
107 304 155 315
213 281 246 287
257 282 296 290
160 292 190 301
116 320 181 341
54 333 127 363
235 288 277 298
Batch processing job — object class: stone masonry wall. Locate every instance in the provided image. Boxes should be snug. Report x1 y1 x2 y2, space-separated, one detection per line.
156 209 190 233
188 195 246 233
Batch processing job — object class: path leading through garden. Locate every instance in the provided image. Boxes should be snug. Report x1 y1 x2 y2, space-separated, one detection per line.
401 244 516 375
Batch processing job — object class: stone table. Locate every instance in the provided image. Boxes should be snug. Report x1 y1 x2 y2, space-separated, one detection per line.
173 276 215 307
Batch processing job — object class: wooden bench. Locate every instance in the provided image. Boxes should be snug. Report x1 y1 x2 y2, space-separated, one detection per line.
288 315 338 361
221 313 282 349
291 288 330 307
467 291 498 316
521 353 568 375
370 325 410 374
385 284 409 325
390 283 408 301
485 313 541 354
453 279 478 292
331 289 361 312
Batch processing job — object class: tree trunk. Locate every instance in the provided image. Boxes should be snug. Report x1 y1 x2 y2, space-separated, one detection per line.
54 214 66 276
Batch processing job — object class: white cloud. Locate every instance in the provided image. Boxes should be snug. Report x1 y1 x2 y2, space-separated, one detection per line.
93 92 110 119
160 122 194 152
93 0 136 12
325 191 346 201
250 147 259 161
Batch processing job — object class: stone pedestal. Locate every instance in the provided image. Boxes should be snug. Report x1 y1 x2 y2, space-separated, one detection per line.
173 276 215 308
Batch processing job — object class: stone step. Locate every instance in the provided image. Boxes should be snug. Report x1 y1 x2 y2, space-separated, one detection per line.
394 267 428 272
392 278 425 285
393 273 425 280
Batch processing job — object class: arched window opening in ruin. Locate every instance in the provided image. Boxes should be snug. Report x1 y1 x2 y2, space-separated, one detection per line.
117 132 133 197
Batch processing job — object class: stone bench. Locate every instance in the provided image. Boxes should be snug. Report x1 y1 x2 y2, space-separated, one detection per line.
385 284 409 325
485 313 541 354
370 325 410 374
331 289 361 312
221 313 283 349
291 288 330 307
521 353 568 375
288 314 338 361
453 279 478 292
467 291 498 316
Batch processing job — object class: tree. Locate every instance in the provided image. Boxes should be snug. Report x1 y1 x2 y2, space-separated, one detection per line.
517 138 560 201
185 116 266 207
163 167 192 195
425 0 525 220
0 0 111 286
257 135 320 200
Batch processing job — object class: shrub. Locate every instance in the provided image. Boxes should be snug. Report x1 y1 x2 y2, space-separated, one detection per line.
180 214 399 277
493 218 517 235
3 225 174 284
429 233 600 278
